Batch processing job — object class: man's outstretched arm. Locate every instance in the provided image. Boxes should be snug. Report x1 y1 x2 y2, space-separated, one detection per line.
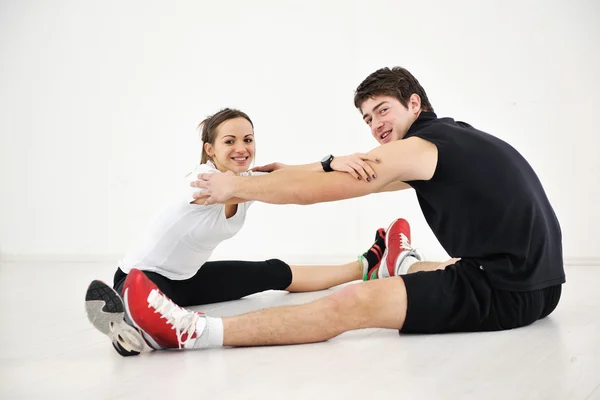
234 168 388 205
191 137 437 205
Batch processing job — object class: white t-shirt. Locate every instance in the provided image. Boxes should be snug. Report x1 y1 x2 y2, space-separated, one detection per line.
118 162 262 280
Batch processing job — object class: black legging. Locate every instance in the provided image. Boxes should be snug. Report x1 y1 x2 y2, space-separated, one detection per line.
113 259 293 307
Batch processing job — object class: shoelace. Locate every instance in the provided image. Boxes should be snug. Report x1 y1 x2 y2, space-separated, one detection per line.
147 289 199 349
400 233 415 251
399 232 425 262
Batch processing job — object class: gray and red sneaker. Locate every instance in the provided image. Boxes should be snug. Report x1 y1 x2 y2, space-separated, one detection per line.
122 268 205 350
378 218 422 278
85 280 156 356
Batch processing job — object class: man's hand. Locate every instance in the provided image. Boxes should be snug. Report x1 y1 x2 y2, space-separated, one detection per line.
190 171 237 205
331 153 380 181
251 162 288 173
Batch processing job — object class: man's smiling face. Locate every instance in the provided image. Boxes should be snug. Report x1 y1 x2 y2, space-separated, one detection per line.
360 94 421 144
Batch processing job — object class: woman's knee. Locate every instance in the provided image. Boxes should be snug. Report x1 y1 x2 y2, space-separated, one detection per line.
264 259 292 290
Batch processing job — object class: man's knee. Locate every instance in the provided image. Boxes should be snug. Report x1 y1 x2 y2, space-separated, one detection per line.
328 284 364 313
328 279 405 314
325 283 382 320
327 278 407 329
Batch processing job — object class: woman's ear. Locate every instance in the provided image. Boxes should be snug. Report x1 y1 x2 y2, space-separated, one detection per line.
204 142 214 157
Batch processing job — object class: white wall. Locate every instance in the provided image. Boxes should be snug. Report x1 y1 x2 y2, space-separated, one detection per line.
1 0 598 265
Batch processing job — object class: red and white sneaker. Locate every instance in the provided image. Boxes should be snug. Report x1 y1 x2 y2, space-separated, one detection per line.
378 218 422 278
122 269 205 350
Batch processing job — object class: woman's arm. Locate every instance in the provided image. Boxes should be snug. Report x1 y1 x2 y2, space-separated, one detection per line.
252 153 381 181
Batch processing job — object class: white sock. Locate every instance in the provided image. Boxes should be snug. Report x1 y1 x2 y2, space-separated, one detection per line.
187 316 224 349
397 255 419 275
359 255 368 276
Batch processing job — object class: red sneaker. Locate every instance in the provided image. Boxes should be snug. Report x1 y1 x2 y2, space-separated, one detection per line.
379 218 417 278
123 269 205 350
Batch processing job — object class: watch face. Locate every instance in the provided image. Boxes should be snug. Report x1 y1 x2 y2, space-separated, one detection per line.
321 154 332 163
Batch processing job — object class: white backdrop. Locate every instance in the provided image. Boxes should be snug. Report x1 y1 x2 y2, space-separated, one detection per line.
1 0 598 265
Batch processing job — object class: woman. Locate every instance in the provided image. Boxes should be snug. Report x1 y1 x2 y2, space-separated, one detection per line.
85 108 389 356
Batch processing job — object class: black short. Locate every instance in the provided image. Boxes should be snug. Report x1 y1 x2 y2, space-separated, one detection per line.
113 259 292 307
400 260 562 333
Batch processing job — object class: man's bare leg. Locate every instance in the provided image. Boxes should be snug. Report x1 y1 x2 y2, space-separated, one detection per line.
407 258 461 274
285 261 362 292
223 277 407 346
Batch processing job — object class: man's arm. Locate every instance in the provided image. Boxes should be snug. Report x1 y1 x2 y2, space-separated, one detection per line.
198 137 436 205
229 169 383 205
377 180 413 193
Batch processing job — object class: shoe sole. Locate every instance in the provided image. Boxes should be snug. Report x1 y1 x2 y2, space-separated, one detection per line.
85 280 146 356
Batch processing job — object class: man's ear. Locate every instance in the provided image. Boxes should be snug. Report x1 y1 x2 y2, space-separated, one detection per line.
409 93 422 115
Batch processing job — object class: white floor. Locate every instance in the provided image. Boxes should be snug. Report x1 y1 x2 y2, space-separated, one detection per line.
0 261 599 400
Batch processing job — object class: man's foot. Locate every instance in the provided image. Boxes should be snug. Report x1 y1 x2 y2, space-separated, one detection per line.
379 218 422 278
359 228 386 281
122 269 205 350
85 280 152 356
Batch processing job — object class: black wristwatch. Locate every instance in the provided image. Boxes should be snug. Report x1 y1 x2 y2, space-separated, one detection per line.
321 154 334 172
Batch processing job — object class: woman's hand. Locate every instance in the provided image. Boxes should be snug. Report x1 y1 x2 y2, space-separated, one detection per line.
331 153 380 181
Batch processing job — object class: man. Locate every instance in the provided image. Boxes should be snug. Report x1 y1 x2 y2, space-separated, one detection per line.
121 66 564 351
